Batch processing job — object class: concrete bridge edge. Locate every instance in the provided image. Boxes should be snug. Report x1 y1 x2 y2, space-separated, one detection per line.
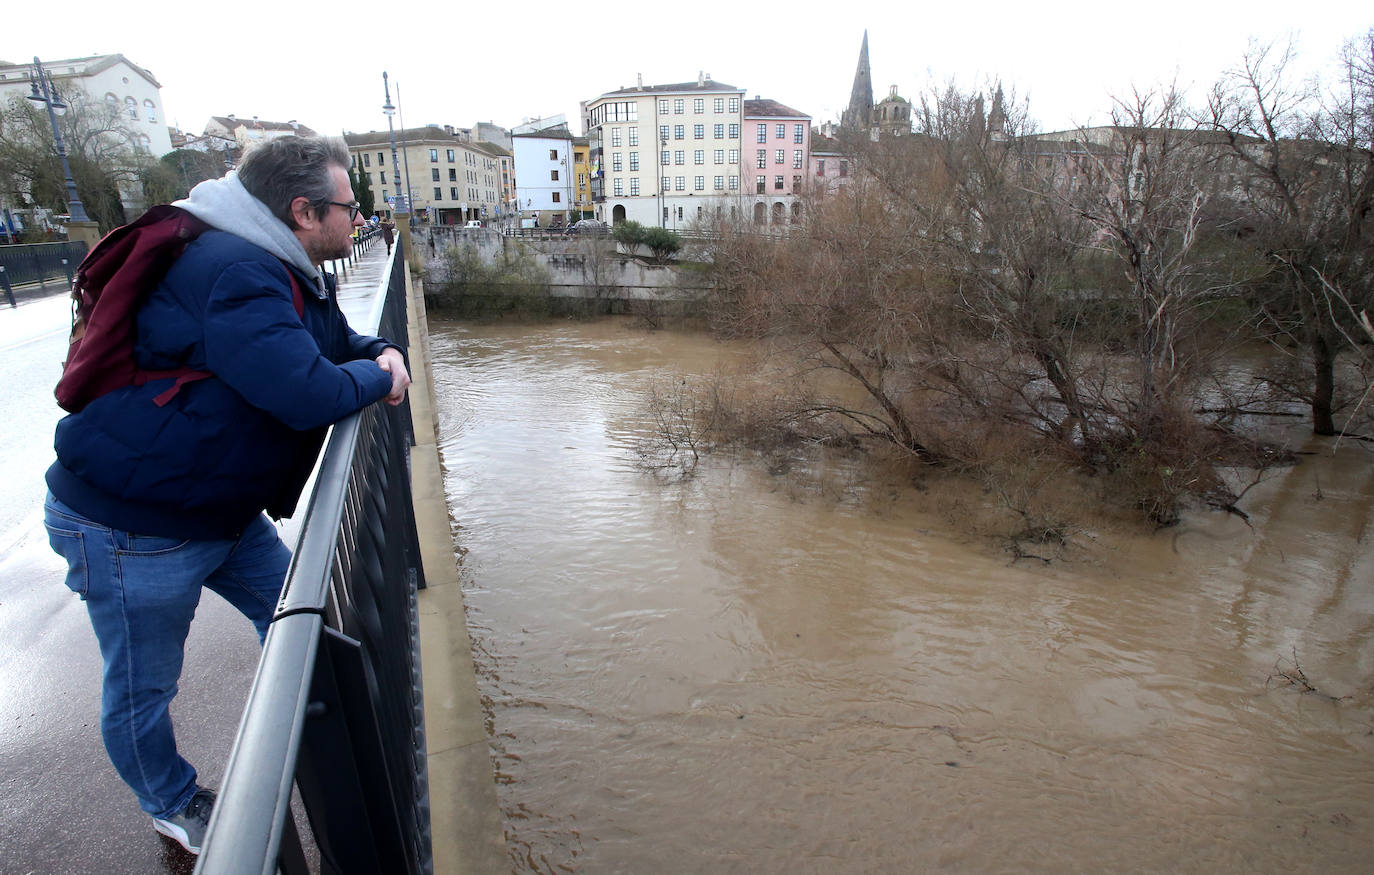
404 261 509 873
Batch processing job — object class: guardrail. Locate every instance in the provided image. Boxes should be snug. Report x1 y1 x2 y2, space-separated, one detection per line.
0 240 88 294
197 245 431 875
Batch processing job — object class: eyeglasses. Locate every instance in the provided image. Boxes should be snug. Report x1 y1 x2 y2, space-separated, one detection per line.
328 201 364 221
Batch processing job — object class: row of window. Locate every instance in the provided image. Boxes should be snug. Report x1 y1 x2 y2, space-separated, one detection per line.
754 149 805 169
755 123 807 144
611 175 742 195
756 175 804 194
432 186 488 201
657 97 741 115
431 168 487 184
651 123 743 142
105 93 156 123
656 149 741 166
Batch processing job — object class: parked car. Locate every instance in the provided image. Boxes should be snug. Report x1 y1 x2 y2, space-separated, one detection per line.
464 220 483 229
567 219 608 235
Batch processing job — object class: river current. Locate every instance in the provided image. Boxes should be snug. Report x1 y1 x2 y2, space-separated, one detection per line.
429 317 1374 873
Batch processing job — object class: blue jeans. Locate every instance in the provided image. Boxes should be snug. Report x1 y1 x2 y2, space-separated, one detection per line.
43 493 291 819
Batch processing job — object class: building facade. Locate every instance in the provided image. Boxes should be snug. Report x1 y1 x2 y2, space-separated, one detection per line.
742 99 811 226
346 126 504 225
512 126 575 227
582 74 746 229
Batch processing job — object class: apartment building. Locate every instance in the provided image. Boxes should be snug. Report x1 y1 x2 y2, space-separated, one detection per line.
511 125 575 227
582 73 745 229
346 126 504 224
742 98 811 225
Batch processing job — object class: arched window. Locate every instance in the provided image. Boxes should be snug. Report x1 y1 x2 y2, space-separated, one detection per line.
144 100 157 123
752 202 765 224
791 202 803 223
771 202 784 222
125 97 138 120
105 92 118 108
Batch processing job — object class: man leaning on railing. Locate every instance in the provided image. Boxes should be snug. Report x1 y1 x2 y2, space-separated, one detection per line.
42 136 411 857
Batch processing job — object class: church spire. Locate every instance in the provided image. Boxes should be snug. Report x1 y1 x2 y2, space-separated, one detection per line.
841 31 874 131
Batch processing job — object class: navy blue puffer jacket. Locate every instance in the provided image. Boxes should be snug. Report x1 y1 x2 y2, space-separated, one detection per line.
47 230 395 539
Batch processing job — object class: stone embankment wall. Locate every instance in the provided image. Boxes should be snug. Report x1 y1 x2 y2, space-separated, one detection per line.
419 230 709 317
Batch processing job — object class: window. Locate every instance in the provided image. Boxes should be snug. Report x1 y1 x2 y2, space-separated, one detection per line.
714 123 724 139
450 169 457 181
380 171 387 183
447 149 456 161
434 186 442 199
551 170 560 181
793 150 803 169
673 98 684 114
714 149 724 164
451 187 459 199
714 97 725 113
613 178 624 196
694 176 705 191
794 124 804 144
363 153 371 167
663 179 672 193
432 168 440 181
629 152 639 171
728 149 739 164
144 99 157 122
776 124 786 139
756 149 766 169
552 192 561 202
612 154 622 172
693 150 704 165
728 175 739 190
630 178 640 195
694 124 704 139
659 125 670 142
714 175 724 190
378 152 385 166
611 127 622 147
675 176 685 191
817 159 825 176
793 175 802 194
756 178 766 194
675 150 685 165
659 99 670 114
430 149 438 162
775 149 785 164
756 124 767 143
839 160 848 177
578 173 587 186
628 128 638 146
694 98 704 113
549 149 558 160
661 150 670 165
125 96 138 119
729 123 739 138
728 97 739 113
775 175 785 190
674 125 684 140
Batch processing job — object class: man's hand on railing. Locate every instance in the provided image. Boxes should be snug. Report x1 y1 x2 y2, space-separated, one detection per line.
376 347 411 406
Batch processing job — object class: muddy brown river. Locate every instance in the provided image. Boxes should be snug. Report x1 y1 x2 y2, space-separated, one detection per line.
429 317 1374 873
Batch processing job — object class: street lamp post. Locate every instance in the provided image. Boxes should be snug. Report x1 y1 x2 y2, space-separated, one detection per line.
27 57 90 224
381 72 407 216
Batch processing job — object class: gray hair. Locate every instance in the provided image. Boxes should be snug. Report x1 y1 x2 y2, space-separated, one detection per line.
237 135 351 229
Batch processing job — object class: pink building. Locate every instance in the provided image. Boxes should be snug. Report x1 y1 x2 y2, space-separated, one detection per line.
742 98 810 225
807 132 852 195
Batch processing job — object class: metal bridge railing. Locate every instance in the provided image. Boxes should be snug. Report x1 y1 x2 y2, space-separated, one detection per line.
197 246 431 875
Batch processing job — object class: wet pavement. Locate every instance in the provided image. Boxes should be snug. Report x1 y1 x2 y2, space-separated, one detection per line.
0 243 391 873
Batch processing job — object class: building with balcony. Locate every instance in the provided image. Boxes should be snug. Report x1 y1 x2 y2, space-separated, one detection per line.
346 125 504 225
581 73 746 229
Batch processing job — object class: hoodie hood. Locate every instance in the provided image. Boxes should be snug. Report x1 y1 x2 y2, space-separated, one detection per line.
173 171 324 293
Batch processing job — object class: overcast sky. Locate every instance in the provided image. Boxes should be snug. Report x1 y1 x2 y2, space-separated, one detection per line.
6 0 1369 140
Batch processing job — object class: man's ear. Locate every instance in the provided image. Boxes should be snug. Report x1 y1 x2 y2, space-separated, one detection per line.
290 196 317 230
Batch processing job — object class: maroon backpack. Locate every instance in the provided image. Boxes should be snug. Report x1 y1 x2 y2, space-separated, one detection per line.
55 205 303 413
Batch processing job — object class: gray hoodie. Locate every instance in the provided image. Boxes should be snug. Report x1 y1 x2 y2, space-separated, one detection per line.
173 171 326 295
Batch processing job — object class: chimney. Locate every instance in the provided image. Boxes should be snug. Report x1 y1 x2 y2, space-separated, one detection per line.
698 70 705 86
227 113 236 120
637 72 643 89
288 119 298 130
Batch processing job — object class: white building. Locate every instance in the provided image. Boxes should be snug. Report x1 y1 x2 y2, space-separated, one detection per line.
203 115 317 150
511 125 575 227
0 54 172 157
581 73 745 230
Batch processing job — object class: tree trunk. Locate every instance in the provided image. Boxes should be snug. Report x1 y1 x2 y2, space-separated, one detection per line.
1310 330 1337 436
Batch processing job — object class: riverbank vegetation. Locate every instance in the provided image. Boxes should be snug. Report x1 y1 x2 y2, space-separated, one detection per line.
671 34 1372 542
